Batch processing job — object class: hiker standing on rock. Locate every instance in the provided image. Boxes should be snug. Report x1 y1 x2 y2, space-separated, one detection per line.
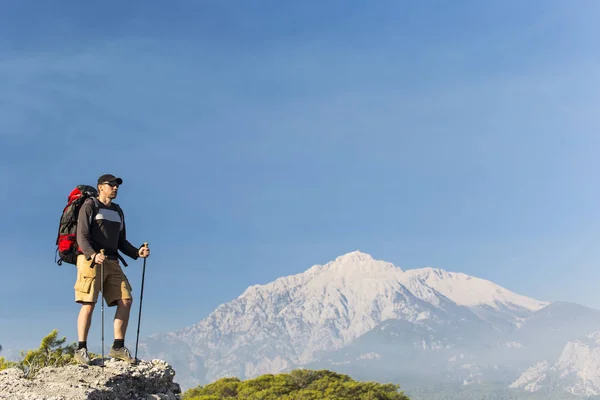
73 174 150 365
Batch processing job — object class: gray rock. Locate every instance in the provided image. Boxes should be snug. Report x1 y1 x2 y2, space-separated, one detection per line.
0 359 182 400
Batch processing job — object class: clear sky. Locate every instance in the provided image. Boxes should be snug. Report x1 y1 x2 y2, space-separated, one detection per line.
1 0 600 358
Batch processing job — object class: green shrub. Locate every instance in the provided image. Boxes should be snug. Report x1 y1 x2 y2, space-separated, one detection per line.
3 329 81 378
183 369 410 400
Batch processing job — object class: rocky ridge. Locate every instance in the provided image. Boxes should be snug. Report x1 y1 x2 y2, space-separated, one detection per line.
0 359 182 400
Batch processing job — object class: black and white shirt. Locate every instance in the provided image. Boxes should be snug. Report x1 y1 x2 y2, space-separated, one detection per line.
76 197 140 261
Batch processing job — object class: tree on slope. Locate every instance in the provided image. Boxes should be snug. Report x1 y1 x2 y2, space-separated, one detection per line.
183 369 411 400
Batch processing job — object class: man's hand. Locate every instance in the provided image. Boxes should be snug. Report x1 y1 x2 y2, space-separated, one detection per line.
94 253 106 264
139 245 150 258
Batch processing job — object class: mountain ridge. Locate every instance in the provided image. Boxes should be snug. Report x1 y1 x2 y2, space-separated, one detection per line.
238 250 548 315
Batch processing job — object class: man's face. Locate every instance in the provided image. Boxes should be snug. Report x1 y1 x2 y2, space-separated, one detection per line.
99 180 119 199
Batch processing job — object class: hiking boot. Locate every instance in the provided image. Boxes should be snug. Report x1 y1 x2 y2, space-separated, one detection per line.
109 346 136 363
74 348 90 365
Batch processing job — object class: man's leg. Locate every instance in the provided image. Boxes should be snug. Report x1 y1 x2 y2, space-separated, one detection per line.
74 302 95 364
114 298 132 342
74 254 100 365
105 260 136 362
77 302 95 341
108 298 135 363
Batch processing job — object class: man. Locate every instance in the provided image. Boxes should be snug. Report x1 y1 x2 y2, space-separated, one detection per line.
73 174 150 365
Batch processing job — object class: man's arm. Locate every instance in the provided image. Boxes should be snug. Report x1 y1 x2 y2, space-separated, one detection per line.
76 199 96 261
117 208 140 260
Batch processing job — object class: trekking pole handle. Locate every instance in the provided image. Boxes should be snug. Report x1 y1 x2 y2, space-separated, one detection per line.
143 242 148 248
91 249 106 268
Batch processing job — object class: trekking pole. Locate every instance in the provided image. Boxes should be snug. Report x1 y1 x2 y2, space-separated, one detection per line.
134 242 148 362
100 249 105 368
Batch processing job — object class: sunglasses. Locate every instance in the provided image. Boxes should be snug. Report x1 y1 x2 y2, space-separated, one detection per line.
103 181 120 188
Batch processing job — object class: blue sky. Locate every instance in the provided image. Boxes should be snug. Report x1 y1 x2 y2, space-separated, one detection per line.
1 0 600 358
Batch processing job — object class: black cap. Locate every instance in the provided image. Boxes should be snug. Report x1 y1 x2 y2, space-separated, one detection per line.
97 174 123 185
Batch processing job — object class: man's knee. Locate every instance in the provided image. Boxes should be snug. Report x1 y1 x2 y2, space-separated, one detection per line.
118 298 133 309
80 302 95 311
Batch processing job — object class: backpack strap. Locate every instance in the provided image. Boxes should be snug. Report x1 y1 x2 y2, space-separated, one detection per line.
118 252 129 267
91 197 99 226
113 204 129 267
78 197 100 259
113 203 124 229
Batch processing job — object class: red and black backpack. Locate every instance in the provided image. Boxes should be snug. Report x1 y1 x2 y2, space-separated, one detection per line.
55 185 98 265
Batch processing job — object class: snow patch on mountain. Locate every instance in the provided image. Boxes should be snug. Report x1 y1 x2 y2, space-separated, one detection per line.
400 267 548 312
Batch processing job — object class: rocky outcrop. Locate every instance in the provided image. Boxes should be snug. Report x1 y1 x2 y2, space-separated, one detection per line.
510 331 600 397
0 358 182 400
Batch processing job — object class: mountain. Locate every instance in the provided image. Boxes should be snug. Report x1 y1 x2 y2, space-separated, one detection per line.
510 331 600 398
514 302 600 361
139 250 600 397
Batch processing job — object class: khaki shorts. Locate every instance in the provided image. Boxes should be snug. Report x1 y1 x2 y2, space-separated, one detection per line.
74 255 132 307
